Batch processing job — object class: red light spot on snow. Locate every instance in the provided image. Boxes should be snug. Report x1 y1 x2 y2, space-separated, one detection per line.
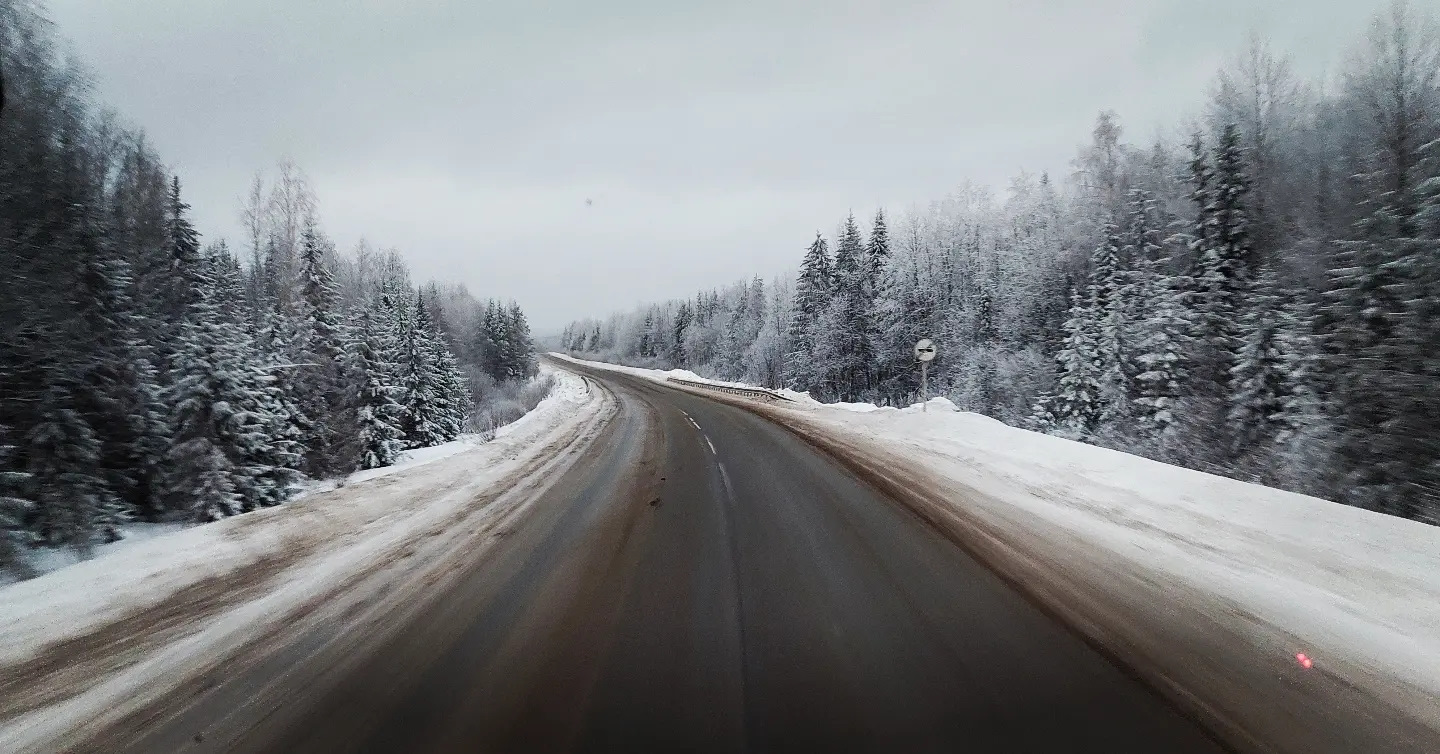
1296 652 1313 669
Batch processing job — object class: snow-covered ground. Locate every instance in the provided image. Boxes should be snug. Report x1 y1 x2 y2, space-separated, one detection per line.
0 366 613 751
558 354 1440 739
6 435 491 586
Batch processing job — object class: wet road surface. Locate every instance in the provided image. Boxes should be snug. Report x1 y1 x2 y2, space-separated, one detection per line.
113 364 1225 753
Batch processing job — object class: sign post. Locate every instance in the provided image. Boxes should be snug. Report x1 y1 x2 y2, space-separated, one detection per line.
913 339 936 412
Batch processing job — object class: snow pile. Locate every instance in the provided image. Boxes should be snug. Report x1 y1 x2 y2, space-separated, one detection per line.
560 355 1440 702
802 403 1440 694
0 365 603 689
7 437 491 587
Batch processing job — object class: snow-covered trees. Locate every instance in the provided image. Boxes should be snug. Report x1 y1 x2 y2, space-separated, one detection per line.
475 299 538 383
786 234 835 394
290 221 359 477
351 307 404 470
397 297 471 449
815 214 877 401
1126 191 1187 438
1033 291 1102 436
0 2 538 567
26 394 128 548
562 2 1440 526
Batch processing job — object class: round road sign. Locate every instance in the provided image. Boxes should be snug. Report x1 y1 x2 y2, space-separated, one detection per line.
914 339 937 362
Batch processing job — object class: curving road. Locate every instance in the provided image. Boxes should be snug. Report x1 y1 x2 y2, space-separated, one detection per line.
111 363 1225 753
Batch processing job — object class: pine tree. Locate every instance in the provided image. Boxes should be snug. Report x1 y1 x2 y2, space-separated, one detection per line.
671 302 693 366
874 265 937 406
1036 290 1102 436
430 333 472 442
210 242 248 325
69 213 171 519
350 307 405 469
1132 278 1188 438
817 214 877 401
399 296 447 448
1270 292 1326 492
864 211 892 391
638 311 655 359
785 233 834 393
513 302 537 378
0 426 34 572
164 176 203 334
292 220 358 476
1089 221 1132 425
1190 126 1255 384
1227 269 1289 458
865 210 890 300
832 213 865 285
1125 190 1188 438
1323 151 1440 518
27 388 129 548
160 254 258 519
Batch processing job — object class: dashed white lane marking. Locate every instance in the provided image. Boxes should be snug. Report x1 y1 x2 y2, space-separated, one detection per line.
705 436 718 455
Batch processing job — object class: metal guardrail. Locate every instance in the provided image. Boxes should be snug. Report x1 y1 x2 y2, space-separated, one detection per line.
666 376 792 403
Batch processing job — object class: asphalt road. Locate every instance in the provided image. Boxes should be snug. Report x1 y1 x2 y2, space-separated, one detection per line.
113 364 1226 753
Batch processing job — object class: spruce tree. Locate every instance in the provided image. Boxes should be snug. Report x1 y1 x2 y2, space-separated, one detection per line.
0 426 33 572
671 302 693 366
431 342 472 442
819 214 877 401
351 307 405 469
399 295 447 448
292 220 358 476
1036 290 1102 436
166 177 203 310
1089 222 1132 425
27 388 129 548
1125 190 1187 438
785 233 833 392
865 210 890 300
1191 126 1255 380
70 216 171 519
1227 269 1289 458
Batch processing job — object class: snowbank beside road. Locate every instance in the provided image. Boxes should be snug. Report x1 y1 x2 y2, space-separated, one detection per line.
559 354 1440 750
0 366 611 751
8 436 489 585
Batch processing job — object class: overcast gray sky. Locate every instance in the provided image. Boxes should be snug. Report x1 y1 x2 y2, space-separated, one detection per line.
48 0 1391 332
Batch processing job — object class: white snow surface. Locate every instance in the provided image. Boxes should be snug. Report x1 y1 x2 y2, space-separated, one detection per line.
558 355 1440 699
0 366 596 670
6 437 487 586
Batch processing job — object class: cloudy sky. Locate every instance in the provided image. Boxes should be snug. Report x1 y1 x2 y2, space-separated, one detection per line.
48 0 1392 332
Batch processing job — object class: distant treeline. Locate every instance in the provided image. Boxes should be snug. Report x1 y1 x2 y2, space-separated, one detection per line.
566 3 1440 526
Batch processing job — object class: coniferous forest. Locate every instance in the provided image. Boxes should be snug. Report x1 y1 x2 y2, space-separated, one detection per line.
0 2 538 571
566 3 1440 526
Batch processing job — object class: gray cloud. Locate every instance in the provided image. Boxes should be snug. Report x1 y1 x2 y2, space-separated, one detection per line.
46 0 1393 331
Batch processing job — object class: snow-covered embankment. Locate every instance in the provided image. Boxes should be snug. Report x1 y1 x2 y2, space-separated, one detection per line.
0 365 613 752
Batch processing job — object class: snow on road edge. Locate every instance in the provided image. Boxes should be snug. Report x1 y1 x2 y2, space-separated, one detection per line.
0 365 596 669
0 365 613 752
557 354 1440 701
